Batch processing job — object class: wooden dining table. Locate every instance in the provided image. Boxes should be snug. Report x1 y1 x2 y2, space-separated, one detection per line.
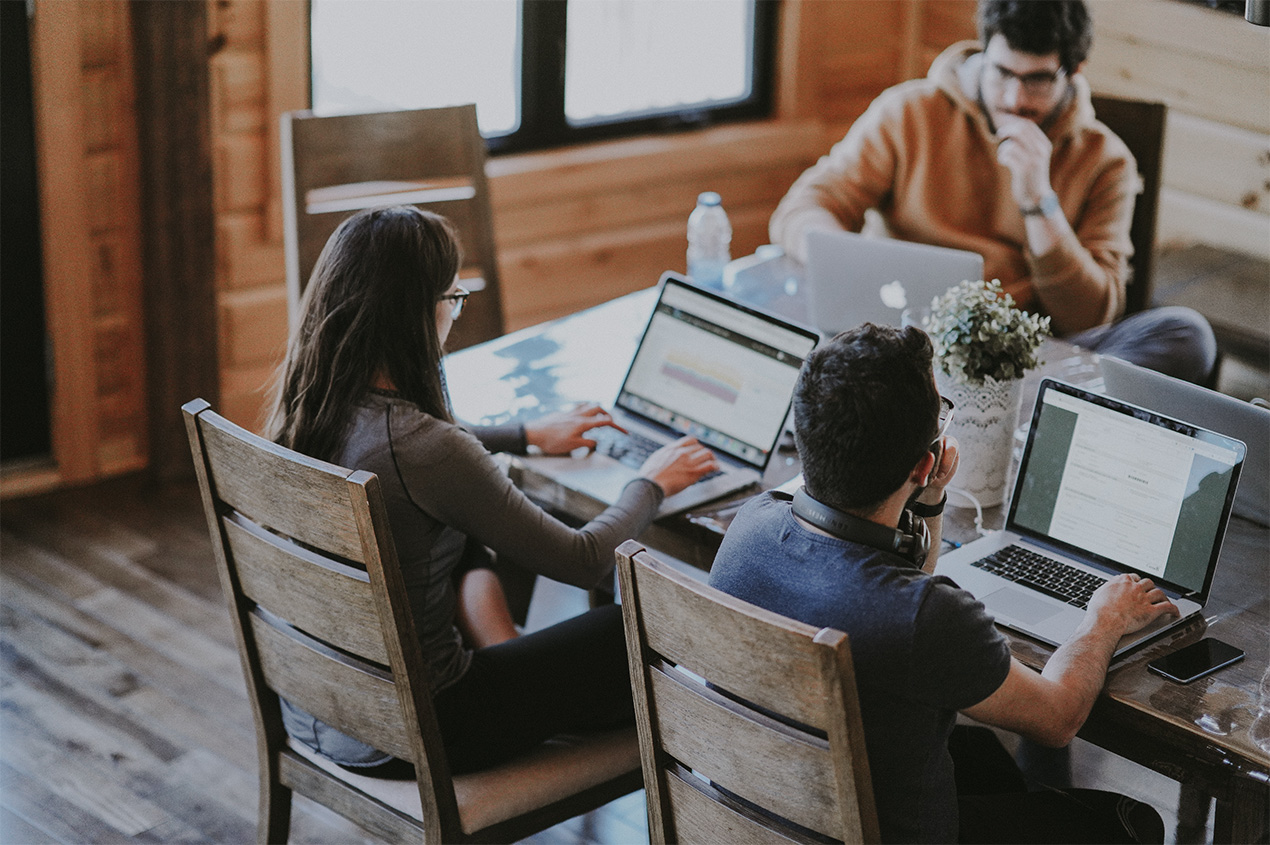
445 273 1269 843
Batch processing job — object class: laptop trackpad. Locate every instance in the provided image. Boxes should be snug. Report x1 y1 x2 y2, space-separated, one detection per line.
983 587 1064 626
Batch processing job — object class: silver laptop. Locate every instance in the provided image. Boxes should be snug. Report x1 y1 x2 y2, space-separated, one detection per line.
1101 355 1269 526
936 379 1246 656
522 273 820 518
804 230 984 336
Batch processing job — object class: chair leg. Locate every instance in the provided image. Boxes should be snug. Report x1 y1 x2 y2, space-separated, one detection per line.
258 768 293 845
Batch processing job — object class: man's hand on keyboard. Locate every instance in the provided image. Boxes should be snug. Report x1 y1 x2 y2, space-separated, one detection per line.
525 403 627 455
638 436 720 497
1085 573 1179 637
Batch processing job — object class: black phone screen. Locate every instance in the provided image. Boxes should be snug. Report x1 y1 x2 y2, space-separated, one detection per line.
1147 638 1245 684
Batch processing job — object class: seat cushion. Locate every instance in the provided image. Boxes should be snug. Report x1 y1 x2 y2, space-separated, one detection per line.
288 727 640 834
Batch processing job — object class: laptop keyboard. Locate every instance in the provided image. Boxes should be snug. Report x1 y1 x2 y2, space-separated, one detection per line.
971 545 1107 609
591 428 723 483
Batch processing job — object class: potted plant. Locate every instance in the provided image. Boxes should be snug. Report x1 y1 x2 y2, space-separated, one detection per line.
919 279 1051 506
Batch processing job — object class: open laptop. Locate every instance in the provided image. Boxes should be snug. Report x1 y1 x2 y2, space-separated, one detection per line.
936 379 1246 656
1101 355 1269 526
804 230 984 337
522 273 820 518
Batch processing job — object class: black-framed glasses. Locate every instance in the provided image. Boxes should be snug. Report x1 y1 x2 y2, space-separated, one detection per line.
986 63 1066 97
438 285 471 320
931 395 955 455
933 395 955 445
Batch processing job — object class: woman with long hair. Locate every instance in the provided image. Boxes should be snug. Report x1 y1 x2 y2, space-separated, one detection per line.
267 205 717 776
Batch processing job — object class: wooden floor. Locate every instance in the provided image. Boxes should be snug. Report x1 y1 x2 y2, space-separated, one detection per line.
0 475 653 845
1 244 1264 844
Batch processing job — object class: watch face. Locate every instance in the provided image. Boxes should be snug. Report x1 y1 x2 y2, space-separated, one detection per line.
1041 191 1060 216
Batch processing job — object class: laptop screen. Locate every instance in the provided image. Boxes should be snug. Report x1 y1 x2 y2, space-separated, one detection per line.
616 278 818 469
1007 380 1245 598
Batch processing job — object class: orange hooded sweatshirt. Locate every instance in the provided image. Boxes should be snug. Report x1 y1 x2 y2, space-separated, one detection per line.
770 42 1139 335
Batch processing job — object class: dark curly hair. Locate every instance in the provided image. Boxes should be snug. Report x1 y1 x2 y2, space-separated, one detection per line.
978 0 1093 74
793 324 941 511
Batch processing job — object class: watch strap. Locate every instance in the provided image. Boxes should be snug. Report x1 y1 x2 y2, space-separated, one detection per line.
1021 191 1060 217
908 492 947 518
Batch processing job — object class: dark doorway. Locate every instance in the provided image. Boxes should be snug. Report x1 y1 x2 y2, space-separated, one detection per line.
1 0 53 465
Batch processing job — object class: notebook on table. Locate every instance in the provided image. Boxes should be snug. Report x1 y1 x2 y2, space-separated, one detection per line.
1101 355 1269 526
935 379 1246 656
521 273 820 518
804 230 984 337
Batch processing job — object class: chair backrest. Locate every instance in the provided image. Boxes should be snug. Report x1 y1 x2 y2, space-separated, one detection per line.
182 398 460 842
281 104 505 350
1090 94 1167 316
616 541 879 844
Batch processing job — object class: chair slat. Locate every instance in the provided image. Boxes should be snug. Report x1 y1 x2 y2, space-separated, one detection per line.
632 554 836 727
663 770 813 845
198 417 367 562
649 667 840 839
224 515 389 665
290 108 480 189
250 611 416 762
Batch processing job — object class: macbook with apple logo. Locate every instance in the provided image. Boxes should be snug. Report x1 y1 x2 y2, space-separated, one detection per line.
804 229 985 337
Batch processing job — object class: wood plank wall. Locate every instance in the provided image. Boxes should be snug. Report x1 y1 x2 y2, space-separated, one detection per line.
1081 0 1270 258
10 0 1268 496
17 1 148 498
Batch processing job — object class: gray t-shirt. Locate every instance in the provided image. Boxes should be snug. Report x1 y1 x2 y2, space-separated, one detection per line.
708 492 1010 843
284 392 663 766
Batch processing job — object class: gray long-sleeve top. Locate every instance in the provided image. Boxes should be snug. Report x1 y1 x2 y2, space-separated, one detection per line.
338 391 663 691
283 391 663 767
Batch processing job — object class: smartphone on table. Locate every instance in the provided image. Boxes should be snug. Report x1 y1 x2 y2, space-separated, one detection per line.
1147 638 1245 684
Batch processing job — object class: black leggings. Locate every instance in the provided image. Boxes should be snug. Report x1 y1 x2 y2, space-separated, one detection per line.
953 726 1165 844
346 603 633 779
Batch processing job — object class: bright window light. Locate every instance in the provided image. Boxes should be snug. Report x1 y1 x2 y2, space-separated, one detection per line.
565 0 752 125
310 0 520 136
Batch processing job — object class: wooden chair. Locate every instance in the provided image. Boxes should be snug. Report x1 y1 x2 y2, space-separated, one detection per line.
1090 94 1167 316
616 540 879 844
281 104 505 350
182 398 641 844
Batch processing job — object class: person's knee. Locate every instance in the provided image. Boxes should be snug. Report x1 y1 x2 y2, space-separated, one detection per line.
1148 306 1217 383
1101 306 1217 385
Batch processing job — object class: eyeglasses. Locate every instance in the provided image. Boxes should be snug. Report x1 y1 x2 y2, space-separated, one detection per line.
932 395 955 450
438 285 471 320
985 63 1066 97
934 396 955 444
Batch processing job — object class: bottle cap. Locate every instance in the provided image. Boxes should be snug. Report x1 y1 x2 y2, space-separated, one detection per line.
697 191 721 206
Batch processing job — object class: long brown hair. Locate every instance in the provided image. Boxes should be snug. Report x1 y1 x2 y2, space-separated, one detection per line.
267 206 461 460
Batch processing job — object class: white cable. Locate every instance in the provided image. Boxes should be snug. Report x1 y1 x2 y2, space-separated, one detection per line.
945 486 993 537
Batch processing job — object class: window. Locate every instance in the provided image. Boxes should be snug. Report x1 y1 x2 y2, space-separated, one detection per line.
309 0 776 154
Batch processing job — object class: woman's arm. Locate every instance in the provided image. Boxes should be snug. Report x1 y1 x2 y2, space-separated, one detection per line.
402 422 659 590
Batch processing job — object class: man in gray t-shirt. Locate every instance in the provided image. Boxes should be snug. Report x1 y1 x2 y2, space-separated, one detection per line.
710 323 1176 843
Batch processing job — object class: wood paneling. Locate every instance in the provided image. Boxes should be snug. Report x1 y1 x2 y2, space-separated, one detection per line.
21 0 149 495
133 1 218 484
1085 0 1270 259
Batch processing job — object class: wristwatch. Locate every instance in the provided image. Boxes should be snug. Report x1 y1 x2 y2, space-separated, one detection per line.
908 492 946 519
1021 190 1060 218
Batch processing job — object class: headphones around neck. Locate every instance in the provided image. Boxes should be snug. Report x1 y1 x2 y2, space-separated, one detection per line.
791 486 930 567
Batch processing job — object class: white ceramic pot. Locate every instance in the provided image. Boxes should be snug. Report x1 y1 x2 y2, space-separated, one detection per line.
935 371 1023 507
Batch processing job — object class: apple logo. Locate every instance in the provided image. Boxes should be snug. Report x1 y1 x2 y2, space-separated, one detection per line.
879 280 908 310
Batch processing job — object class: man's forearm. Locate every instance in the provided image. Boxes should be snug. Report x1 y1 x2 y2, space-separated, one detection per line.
1035 614 1120 742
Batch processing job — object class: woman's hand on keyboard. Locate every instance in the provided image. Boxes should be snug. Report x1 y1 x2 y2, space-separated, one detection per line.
525 403 626 455
1086 573 1179 637
639 436 720 497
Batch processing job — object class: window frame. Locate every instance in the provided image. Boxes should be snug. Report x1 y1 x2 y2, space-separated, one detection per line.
308 0 780 156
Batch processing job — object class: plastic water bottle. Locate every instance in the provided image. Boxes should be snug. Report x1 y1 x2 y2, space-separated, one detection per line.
686 191 732 290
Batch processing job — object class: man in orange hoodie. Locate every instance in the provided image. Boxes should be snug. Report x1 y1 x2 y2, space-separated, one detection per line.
771 0 1215 384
